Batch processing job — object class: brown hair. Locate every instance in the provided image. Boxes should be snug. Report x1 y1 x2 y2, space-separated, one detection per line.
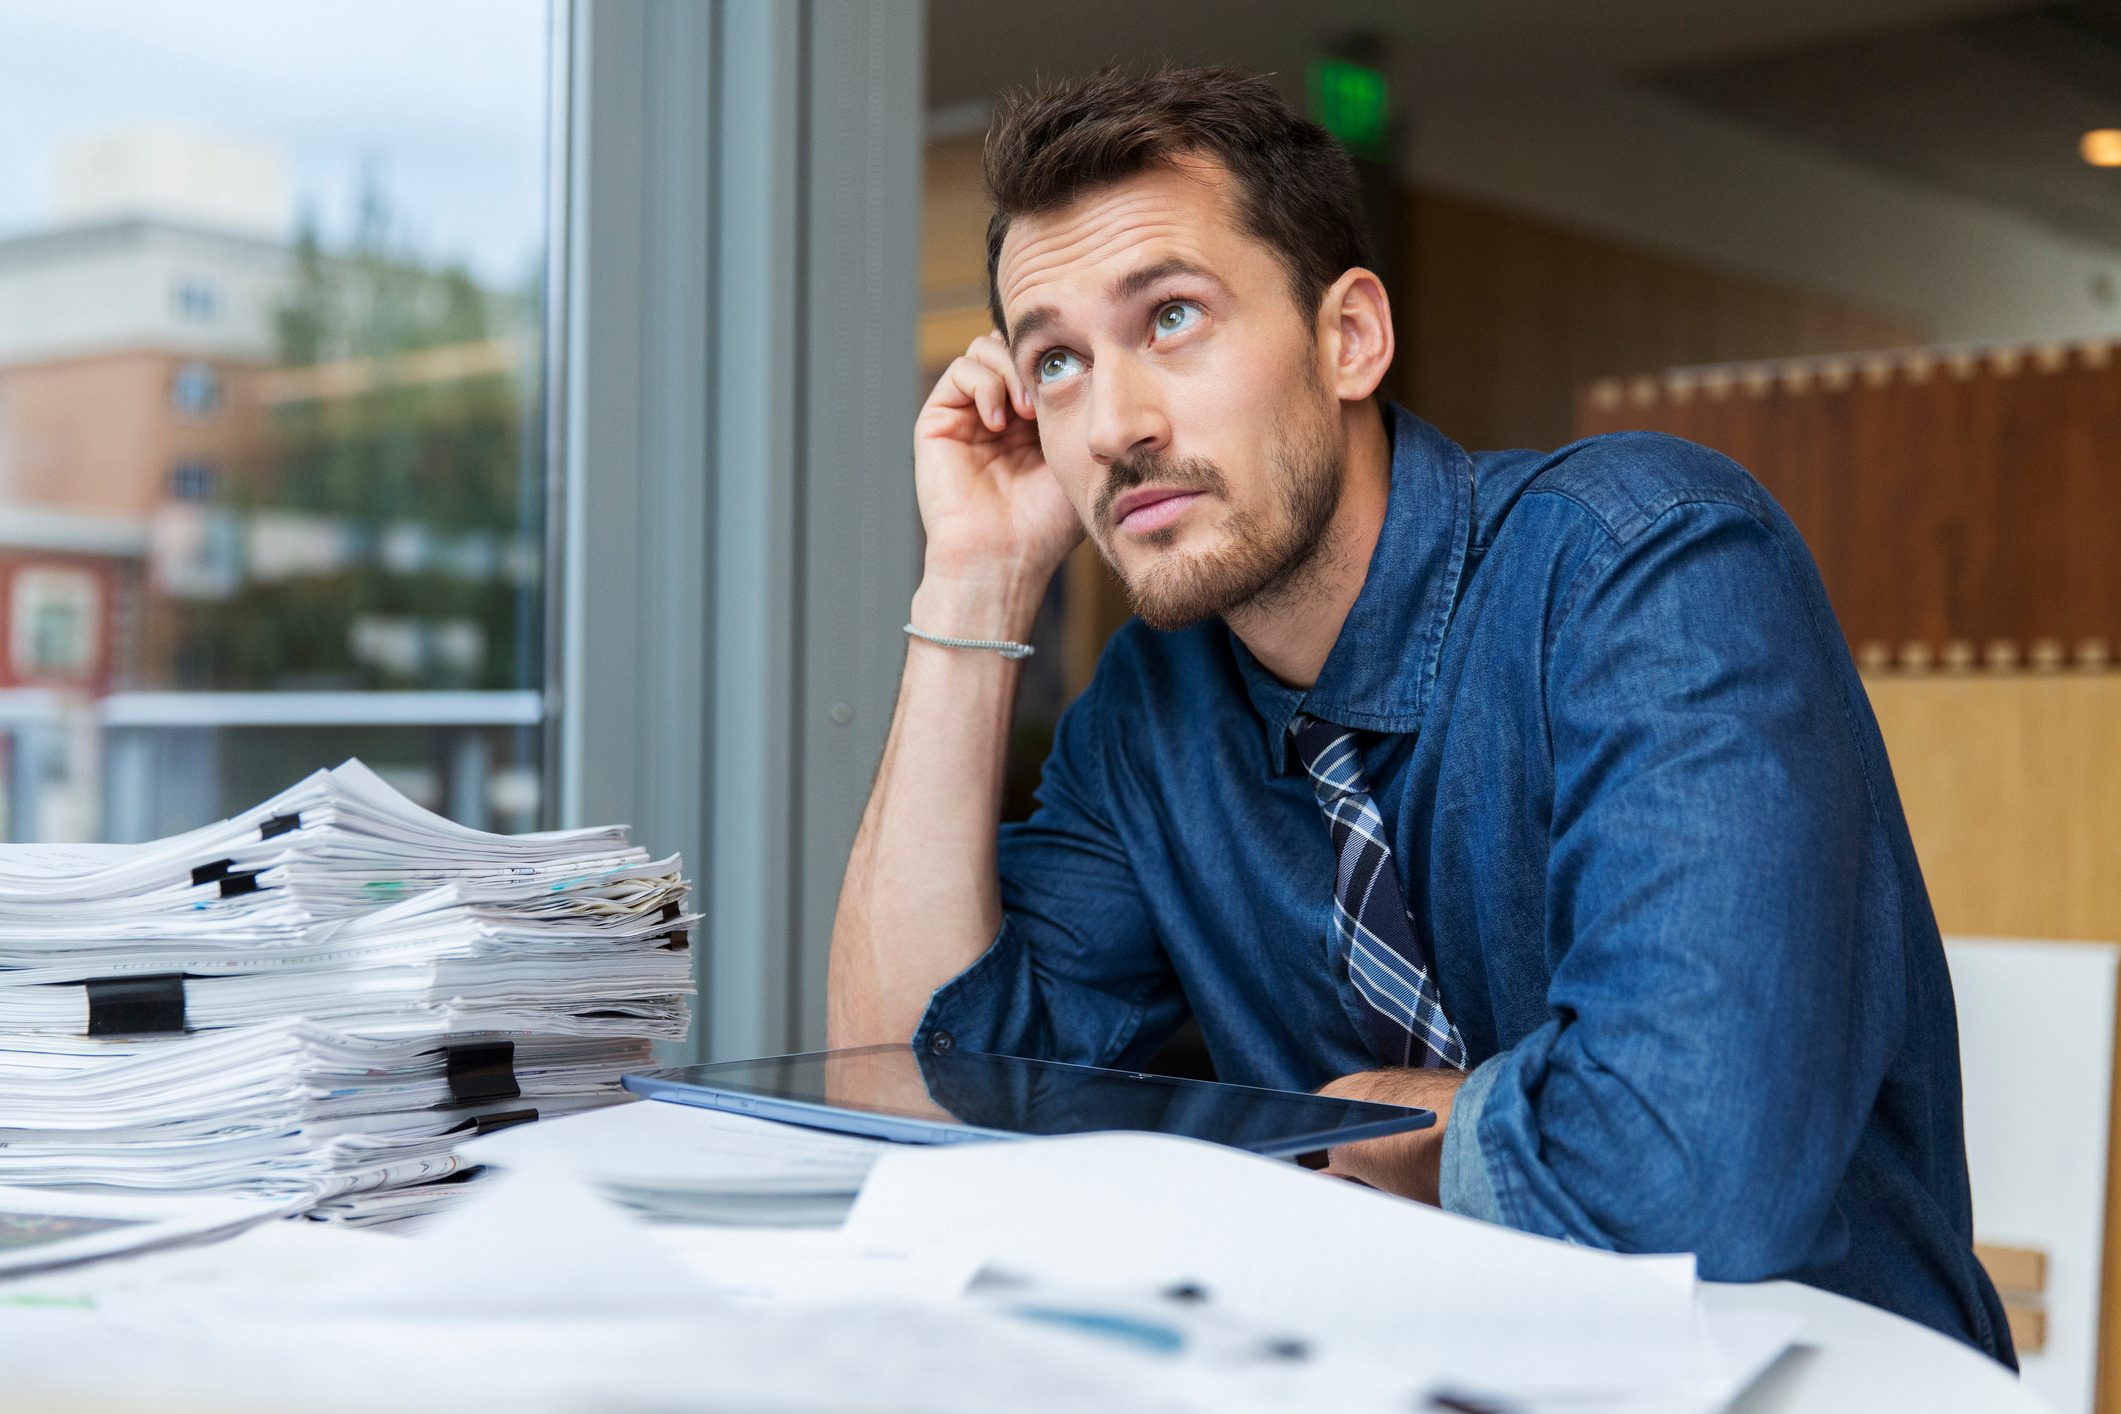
981 66 1372 337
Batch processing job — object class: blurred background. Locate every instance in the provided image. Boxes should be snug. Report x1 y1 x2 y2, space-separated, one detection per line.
1 0 2118 1402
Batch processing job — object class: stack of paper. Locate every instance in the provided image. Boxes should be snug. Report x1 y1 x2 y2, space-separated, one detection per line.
0 761 694 1223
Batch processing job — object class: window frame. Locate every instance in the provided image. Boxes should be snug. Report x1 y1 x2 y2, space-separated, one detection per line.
549 0 923 1060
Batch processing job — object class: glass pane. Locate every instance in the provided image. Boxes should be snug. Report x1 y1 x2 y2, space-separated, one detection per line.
0 0 551 841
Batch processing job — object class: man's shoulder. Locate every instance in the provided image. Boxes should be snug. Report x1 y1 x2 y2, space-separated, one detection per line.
1472 429 1773 550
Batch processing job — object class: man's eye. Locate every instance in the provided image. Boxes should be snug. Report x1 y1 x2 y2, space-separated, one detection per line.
1151 301 1201 338
1036 349 1083 384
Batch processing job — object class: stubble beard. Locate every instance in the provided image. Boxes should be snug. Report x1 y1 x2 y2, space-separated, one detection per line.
1095 398 1346 634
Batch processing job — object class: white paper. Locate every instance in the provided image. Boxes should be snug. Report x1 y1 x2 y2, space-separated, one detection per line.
461 1094 889 1192
656 1225 983 1303
463 1097 892 1225
233 1166 714 1319
0 1184 295 1276
847 1130 1757 1404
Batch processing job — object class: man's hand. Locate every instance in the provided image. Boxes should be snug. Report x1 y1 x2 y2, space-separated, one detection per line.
914 332 1082 607
1316 1068 1469 1205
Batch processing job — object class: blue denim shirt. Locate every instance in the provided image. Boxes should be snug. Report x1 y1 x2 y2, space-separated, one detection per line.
917 402 2012 1364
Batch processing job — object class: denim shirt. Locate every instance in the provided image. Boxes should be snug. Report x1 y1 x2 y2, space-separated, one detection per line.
916 402 2013 1364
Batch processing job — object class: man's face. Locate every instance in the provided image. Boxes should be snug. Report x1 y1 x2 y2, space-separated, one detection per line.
997 160 1344 631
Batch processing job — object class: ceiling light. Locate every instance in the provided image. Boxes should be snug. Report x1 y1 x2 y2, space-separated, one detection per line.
2084 130 2121 167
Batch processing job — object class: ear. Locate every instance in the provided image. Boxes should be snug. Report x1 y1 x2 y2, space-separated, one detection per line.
1318 267 1394 403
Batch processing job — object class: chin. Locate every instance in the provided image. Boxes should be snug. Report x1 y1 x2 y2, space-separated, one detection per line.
1119 546 1259 632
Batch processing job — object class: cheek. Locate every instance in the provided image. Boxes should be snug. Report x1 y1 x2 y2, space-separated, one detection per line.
1035 422 1098 519
1168 334 1317 472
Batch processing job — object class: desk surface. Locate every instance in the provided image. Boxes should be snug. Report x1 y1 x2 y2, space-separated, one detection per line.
9 1234 2050 1414
1713 1280 2046 1413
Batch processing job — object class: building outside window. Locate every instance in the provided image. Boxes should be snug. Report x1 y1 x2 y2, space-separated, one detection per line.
172 276 220 323
167 459 218 502
168 361 222 416
9 568 100 679
0 0 552 843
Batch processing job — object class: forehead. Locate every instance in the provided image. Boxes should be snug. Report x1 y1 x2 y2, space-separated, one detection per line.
996 160 1260 334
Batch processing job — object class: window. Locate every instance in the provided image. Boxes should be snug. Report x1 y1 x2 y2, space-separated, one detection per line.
172 277 220 322
168 362 221 416
0 1 552 843
9 568 100 679
167 459 218 502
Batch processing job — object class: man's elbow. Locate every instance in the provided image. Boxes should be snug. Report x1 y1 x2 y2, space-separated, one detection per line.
823 939 920 1051
1554 1146 1829 1281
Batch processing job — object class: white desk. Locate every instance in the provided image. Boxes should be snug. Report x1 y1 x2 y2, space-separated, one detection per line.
1714 1280 2047 1413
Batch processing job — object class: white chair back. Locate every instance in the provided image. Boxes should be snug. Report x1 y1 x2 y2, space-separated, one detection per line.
1946 936 2120 1413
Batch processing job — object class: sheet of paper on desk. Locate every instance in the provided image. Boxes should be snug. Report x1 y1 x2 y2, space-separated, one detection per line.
460 1097 890 1224
846 1131 1793 1411
9 1169 1341 1414
1 1157 1777 1414
3 1187 1441 1414
0 1184 295 1276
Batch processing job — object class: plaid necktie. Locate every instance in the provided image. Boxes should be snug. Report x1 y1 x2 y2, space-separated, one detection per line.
1289 711 1467 1069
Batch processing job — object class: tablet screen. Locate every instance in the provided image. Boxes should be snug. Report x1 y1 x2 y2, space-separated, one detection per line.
629 1045 1432 1156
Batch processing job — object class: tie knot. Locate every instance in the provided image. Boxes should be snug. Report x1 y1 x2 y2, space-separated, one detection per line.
1287 712 1368 796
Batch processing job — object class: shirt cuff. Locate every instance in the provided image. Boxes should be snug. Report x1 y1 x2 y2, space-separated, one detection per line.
1438 1050 1510 1224
910 918 1021 1057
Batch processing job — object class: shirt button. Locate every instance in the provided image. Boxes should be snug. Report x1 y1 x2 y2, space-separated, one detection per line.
929 1030 955 1054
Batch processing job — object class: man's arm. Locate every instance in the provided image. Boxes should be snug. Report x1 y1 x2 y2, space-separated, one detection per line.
827 333 1081 1049
1323 489 1897 1278
828 573 1044 1047
1316 1067 1467 1204
1446 494 1888 1273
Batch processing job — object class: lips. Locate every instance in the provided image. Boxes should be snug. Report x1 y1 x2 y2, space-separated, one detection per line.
1112 487 1206 536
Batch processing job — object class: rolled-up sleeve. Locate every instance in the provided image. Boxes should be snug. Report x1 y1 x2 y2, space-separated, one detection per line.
1440 494 1897 1279
914 681 1181 1068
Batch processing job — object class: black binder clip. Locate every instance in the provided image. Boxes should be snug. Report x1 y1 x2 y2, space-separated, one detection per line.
473 1108 539 1135
444 1041 521 1104
190 860 264 896
260 813 302 840
85 974 188 1036
453 1107 538 1136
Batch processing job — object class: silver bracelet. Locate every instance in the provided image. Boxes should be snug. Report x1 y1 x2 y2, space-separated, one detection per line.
904 622 1035 660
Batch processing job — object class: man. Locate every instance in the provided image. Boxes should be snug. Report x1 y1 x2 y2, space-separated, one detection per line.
827 66 2011 1363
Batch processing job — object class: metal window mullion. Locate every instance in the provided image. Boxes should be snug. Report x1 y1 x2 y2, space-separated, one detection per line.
558 0 922 1061
705 0 806 1059
789 0 924 1049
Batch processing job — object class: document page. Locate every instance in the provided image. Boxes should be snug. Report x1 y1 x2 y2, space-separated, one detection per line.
846 1130 1771 1407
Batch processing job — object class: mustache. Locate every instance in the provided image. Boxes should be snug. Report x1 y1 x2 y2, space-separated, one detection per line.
1095 451 1229 532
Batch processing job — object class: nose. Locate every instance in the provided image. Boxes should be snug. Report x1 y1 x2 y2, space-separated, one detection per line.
1085 355 1170 467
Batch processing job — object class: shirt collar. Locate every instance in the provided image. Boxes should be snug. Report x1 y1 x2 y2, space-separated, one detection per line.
1229 401 1476 774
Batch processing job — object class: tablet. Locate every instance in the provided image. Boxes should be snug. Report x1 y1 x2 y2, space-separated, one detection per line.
622 1044 1432 1157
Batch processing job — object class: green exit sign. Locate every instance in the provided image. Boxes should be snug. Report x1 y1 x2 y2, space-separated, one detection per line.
1307 59 1390 161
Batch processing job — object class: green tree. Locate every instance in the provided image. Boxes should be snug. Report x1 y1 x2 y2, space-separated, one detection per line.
175 175 540 694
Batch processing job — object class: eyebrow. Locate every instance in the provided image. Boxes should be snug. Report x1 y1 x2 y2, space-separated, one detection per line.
1005 257 1225 358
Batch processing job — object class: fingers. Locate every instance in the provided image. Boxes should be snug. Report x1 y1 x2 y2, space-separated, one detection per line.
924 332 1032 433
963 331 1033 421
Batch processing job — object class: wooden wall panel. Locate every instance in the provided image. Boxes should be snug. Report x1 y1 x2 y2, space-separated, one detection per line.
1867 673 2121 943
1577 344 2121 663
1402 190 1926 454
